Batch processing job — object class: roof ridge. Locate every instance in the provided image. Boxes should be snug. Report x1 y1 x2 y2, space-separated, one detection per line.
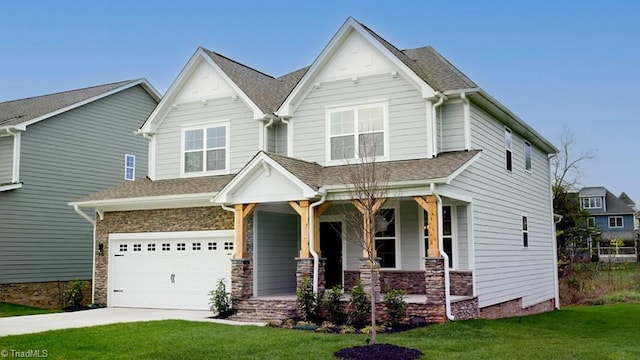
0 80 134 105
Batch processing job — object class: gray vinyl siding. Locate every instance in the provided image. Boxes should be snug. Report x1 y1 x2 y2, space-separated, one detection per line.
267 123 276 153
439 102 465 152
291 73 428 164
255 211 299 296
456 205 469 269
154 97 259 180
442 103 555 308
0 85 157 284
0 136 13 183
399 200 421 270
275 123 288 156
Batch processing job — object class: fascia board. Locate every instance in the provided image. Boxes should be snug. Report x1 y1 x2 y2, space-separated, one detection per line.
69 192 218 211
448 89 558 154
16 79 155 131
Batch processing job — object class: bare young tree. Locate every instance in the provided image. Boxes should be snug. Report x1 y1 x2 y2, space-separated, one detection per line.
552 128 595 196
333 133 391 344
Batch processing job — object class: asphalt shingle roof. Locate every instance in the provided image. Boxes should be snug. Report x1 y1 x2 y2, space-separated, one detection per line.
0 80 134 128
74 150 480 203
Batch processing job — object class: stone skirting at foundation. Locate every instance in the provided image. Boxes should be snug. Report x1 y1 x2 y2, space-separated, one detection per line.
451 296 479 320
231 299 299 322
345 268 474 297
0 280 92 309
93 206 234 304
479 297 556 319
449 270 474 296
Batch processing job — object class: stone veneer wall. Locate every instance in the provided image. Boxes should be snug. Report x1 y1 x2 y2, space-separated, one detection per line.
0 280 92 309
93 206 234 304
451 297 479 320
479 298 556 319
344 271 426 294
449 270 474 296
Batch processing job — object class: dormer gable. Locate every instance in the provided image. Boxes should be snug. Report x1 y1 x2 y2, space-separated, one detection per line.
140 48 267 134
277 17 437 117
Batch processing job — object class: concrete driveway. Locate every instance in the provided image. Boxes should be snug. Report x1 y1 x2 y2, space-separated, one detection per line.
0 308 264 337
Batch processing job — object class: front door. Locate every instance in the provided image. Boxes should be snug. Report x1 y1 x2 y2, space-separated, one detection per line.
320 222 343 289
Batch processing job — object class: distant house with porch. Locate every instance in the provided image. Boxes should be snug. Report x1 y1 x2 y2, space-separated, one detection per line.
71 18 559 322
578 187 638 262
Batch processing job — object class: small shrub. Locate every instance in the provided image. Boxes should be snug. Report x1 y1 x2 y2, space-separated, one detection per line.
208 279 233 318
316 321 339 333
339 325 357 334
383 288 407 326
359 325 387 334
282 318 295 329
63 280 86 309
348 280 370 327
265 320 282 327
296 277 319 321
323 285 344 324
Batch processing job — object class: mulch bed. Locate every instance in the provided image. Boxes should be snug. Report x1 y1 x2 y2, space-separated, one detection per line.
334 344 422 360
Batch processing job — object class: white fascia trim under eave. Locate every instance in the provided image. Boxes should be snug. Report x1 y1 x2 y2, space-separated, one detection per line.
444 88 557 154
68 192 219 212
14 79 159 131
276 17 435 117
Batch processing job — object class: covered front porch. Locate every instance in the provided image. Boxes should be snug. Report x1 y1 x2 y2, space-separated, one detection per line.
213 152 480 322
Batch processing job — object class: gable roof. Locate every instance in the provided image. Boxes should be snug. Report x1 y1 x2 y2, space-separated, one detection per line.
0 79 160 131
579 186 636 215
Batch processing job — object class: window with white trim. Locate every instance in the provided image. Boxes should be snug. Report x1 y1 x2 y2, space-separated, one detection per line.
375 208 396 268
505 128 512 171
522 215 529 248
328 103 387 162
609 216 623 228
587 217 596 228
183 123 228 174
125 154 135 181
524 142 532 172
582 197 602 209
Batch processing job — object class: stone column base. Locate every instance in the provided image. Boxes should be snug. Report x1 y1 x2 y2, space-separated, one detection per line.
295 258 327 298
231 258 253 299
424 257 446 306
359 258 381 302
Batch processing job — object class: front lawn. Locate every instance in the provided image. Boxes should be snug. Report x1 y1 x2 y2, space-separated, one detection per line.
1 303 639 359
0 302 60 318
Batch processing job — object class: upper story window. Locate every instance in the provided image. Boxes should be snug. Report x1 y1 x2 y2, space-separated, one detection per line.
327 102 388 163
524 141 532 172
182 122 229 176
608 216 623 228
505 128 512 171
582 197 602 209
124 154 135 181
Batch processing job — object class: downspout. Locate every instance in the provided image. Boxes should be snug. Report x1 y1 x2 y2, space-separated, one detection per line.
431 92 446 157
460 92 471 150
430 183 455 321
553 213 562 310
74 205 97 303
308 189 327 294
263 117 275 152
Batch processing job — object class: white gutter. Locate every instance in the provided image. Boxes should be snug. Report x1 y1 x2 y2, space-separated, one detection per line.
308 189 327 294
431 92 446 157
430 183 455 321
6 127 21 183
73 205 97 303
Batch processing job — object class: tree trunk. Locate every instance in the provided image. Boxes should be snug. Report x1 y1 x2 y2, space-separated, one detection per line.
369 263 377 344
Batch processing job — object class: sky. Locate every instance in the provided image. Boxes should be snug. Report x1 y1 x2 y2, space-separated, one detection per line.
1 0 638 203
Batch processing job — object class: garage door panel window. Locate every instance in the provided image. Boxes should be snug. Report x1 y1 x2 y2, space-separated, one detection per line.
192 242 201 250
208 242 217 250
148 244 156 251
224 242 234 250
133 244 141 252
162 243 170 251
119 244 127 252
177 243 186 251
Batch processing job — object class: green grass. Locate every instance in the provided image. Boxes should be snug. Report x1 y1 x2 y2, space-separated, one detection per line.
1 303 639 359
0 302 60 318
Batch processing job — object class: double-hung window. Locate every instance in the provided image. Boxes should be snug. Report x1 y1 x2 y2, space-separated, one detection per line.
328 103 387 162
505 128 512 171
608 216 623 228
582 197 602 209
182 122 229 175
375 208 396 268
124 154 135 181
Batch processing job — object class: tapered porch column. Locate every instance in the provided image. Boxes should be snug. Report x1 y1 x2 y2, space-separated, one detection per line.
231 203 256 300
313 202 331 256
414 195 440 257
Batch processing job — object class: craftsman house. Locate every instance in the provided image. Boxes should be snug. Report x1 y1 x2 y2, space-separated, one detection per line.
0 80 159 308
71 18 559 322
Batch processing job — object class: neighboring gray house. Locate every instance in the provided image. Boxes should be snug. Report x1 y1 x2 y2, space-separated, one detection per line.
0 80 160 308
578 187 638 262
72 18 559 322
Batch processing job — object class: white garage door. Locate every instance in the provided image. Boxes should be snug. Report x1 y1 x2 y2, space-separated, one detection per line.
108 230 233 310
